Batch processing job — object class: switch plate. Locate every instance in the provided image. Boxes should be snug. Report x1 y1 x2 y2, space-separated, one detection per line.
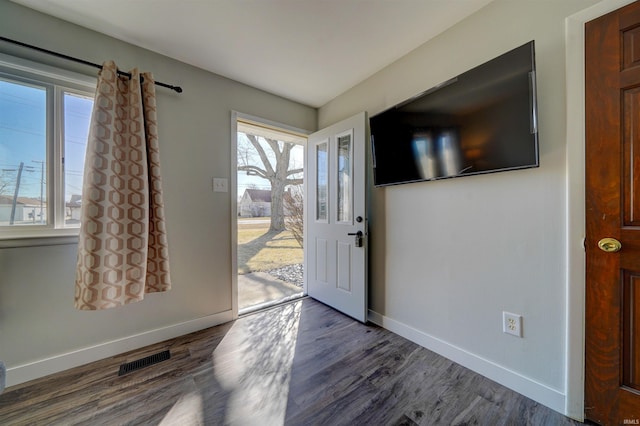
212 178 228 193
503 312 523 337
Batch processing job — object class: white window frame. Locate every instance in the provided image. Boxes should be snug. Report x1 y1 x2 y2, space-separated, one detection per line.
0 53 96 247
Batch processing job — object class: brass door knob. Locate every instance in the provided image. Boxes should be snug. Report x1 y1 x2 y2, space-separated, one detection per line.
598 237 622 253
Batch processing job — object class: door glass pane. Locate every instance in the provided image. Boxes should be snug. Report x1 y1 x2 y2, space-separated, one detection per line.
316 142 328 221
337 134 352 222
63 92 93 226
0 78 47 226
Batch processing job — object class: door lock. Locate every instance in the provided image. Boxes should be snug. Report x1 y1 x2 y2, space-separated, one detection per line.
348 230 364 247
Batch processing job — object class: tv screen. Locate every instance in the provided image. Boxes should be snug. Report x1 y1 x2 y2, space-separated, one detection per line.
370 41 539 187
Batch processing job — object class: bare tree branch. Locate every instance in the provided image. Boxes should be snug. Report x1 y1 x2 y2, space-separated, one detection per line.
239 132 303 231
286 168 303 176
246 134 275 176
286 178 303 186
284 187 304 248
238 165 269 180
0 172 12 196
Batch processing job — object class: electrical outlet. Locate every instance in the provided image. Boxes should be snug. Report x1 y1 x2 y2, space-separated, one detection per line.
503 312 523 337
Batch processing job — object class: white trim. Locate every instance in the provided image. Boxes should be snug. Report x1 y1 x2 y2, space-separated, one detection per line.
5 310 232 388
231 112 240 320
0 52 96 89
368 309 566 414
233 111 310 138
237 121 307 144
0 234 78 248
565 0 636 420
0 227 81 244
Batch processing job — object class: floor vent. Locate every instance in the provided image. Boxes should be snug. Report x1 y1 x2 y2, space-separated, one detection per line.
118 350 170 376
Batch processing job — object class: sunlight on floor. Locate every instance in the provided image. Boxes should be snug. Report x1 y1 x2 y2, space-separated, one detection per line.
214 302 302 424
160 392 204 425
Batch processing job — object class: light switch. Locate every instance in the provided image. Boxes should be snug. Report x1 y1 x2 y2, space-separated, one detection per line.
212 178 228 193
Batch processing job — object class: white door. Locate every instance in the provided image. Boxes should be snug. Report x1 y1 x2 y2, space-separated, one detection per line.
306 112 367 322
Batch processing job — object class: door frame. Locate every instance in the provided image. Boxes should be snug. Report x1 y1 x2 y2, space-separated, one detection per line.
230 111 310 319
565 0 637 420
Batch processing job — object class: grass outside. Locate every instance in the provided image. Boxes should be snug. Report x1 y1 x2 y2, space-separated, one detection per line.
237 219 303 274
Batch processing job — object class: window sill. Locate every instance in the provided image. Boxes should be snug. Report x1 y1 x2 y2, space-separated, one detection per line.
0 230 79 248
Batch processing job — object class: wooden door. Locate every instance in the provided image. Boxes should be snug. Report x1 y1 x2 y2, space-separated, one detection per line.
306 112 368 323
585 2 640 424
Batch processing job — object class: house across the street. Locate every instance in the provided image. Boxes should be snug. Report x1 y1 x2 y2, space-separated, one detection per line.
0 195 47 224
239 189 271 217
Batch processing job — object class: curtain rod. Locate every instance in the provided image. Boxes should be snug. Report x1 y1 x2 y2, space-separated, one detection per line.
0 36 183 93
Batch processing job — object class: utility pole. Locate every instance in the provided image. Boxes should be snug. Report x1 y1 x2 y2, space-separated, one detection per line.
32 160 44 223
9 162 24 225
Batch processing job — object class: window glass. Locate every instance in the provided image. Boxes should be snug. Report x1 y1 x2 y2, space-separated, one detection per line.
63 92 93 226
316 142 328 221
337 134 352 223
0 78 47 226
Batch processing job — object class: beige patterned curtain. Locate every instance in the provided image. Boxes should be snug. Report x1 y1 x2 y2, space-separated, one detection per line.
75 61 171 310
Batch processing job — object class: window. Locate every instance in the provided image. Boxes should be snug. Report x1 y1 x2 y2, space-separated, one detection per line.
0 54 95 242
336 132 352 223
315 141 328 222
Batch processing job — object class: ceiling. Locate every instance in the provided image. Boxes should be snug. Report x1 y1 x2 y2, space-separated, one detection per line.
11 0 493 108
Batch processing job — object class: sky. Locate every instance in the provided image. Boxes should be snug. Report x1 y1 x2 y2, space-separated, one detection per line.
0 79 47 200
0 78 92 202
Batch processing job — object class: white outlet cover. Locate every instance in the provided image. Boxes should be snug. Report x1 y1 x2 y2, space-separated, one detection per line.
503 311 523 337
213 177 228 193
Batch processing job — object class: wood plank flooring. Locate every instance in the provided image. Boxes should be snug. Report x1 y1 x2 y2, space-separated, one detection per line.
0 298 585 425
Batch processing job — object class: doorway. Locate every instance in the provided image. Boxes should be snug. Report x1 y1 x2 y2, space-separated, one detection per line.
232 113 307 315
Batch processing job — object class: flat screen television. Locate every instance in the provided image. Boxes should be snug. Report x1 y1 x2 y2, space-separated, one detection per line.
370 40 539 187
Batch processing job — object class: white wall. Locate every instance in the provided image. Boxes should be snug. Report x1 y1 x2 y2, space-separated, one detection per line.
320 0 599 417
0 0 315 386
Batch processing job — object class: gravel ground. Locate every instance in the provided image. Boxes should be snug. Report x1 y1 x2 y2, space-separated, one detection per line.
267 264 303 287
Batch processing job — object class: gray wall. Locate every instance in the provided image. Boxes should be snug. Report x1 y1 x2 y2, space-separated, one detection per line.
319 0 599 411
0 0 612 416
0 0 315 380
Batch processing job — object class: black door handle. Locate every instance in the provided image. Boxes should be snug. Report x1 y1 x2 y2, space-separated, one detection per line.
347 231 363 247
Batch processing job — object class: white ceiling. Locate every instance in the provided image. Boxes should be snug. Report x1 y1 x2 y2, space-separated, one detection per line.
11 0 493 108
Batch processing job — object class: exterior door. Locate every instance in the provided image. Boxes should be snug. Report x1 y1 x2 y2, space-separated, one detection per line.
306 112 367 322
585 2 640 424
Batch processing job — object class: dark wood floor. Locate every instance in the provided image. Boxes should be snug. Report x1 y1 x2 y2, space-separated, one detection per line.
0 298 583 425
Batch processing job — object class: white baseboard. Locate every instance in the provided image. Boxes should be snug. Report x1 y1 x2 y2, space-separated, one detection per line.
367 310 567 416
6 310 233 388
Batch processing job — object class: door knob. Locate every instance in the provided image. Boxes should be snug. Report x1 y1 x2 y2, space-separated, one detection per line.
598 237 622 253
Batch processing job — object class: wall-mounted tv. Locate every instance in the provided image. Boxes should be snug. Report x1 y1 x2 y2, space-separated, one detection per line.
370 41 539 187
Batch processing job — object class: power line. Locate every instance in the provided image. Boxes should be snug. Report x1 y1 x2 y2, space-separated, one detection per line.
0 124 45 137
